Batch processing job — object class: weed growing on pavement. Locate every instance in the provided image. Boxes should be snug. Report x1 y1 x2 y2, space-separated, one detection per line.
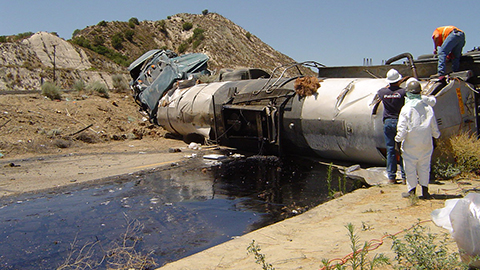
390 223 468 269
407 193 419 206
247 240 275 270
339 171 347 195
432 158 462 179
326 163 334 197
321 223 389 270
325 163 349 198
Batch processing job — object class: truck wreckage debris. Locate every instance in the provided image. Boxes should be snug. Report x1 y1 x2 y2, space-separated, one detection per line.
129 49 480 167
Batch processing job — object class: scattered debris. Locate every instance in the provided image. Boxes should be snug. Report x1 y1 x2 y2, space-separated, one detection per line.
68 124 93 136
203 154 227 160
4 162 20 167
168 148 182 153
188 142 201 150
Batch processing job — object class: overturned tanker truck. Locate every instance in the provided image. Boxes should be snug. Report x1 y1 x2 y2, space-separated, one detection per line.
129 49 480 166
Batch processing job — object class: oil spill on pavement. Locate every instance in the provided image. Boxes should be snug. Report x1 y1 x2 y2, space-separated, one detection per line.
0 156 361 269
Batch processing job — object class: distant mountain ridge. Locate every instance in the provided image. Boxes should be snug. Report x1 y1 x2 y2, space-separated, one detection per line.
0 13 301 91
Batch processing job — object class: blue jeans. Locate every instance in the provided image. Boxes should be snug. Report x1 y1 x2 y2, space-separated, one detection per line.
384 118 405 180
438 30 465 75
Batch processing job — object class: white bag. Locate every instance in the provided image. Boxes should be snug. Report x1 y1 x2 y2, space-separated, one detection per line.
431 193 480 267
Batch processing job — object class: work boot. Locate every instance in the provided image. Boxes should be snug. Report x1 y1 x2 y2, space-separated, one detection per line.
420 186 431 200
402 188 416 198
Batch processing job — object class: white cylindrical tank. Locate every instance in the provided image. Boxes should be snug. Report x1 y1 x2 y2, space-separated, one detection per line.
293 78 388 164
156 81 228 137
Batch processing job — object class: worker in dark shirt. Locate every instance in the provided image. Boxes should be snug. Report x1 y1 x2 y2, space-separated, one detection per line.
377 69 406 183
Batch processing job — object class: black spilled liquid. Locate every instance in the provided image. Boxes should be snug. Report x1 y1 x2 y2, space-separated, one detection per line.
0 156 361 269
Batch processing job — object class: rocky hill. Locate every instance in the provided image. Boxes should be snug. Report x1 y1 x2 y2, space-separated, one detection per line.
0 32 126 91
0 13 304 91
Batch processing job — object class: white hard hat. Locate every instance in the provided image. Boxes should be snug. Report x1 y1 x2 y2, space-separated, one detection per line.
385 69 402 84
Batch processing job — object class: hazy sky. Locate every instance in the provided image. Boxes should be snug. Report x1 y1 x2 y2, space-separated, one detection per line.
1 0 479 66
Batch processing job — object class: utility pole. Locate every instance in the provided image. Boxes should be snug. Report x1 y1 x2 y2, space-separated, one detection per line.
52 44 56 83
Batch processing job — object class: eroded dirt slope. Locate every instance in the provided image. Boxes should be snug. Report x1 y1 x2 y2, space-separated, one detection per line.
0 90 169 159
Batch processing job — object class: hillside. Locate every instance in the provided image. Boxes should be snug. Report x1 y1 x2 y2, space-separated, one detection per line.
73 13 297 73
0 12 305 91
0 32 127 91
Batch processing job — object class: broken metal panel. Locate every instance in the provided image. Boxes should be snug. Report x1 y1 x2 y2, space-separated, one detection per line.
430 79 476 137
128 49 163 78
218 68 270 81
130 52 210 118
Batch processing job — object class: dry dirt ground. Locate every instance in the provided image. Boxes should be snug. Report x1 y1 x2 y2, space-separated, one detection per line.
0 90 192 196
0 91 477 269
0 90 169 159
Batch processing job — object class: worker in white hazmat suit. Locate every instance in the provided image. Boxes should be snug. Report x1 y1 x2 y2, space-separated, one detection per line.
395 80 440 199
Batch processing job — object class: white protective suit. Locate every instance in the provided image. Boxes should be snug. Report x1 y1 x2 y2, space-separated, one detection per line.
395 94 441 191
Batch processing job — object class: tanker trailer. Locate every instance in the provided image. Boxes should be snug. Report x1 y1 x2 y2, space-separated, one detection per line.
153 62 477 166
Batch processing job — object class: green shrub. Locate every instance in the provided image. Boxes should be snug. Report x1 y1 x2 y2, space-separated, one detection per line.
390 223 467 269
97 20 107 27
432 158 461 179
246 32 252 40
157 20 167 33
193 28 205 40
87 81 109 98
93 45 109 55
72 29 81 38
41 82 62 100
128 17 139 28
93 35 105 46
71 35 130 66
111 74 127 92
202 9 209 15
14 32 33 41
0 36 7 43
124 29 134 41
73 80 86 92
177 43 188 54
111 33 124 50
182 22 193 31
191 28 205 49
192 39 202 49
320 223 389 269
71 36 92 49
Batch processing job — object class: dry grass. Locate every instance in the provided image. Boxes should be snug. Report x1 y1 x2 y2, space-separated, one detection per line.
432 132 480 179
57 214 156 270
104 215 157 270
449 132 480 173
